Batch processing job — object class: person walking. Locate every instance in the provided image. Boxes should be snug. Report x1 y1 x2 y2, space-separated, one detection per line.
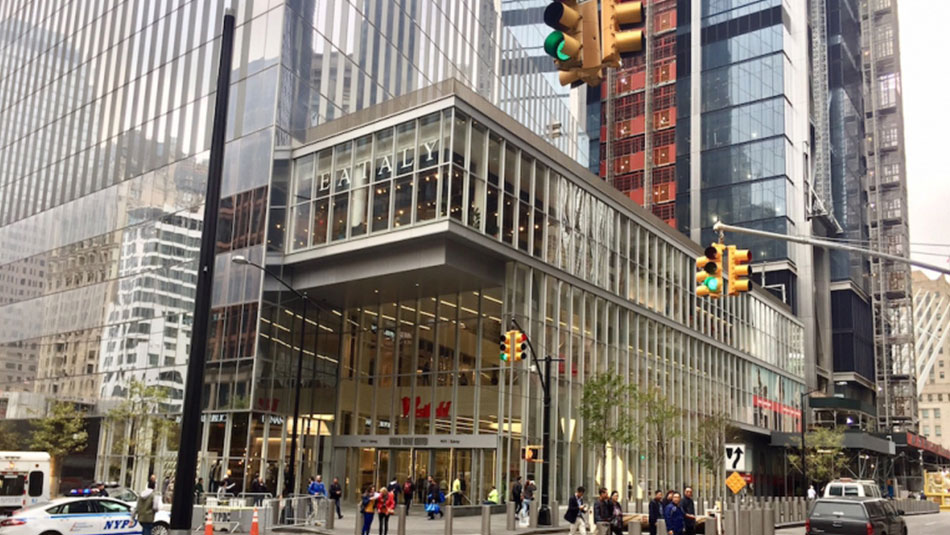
402 478 415 512
194 478 204 504
377 487 395 535
360 485 378 535
648 490 664 535
251 475 267 506
663 492 686 535
564 486 588 535
330 477 343 519
807 485 817 500
426 477 444 520
522 480 536 521
511 476 523 515
134 479 162 535
681 487 697 535
607 491 625 535
594 488 611 525
452 474 463 506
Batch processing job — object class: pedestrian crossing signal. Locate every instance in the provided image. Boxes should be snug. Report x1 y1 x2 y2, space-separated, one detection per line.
696 244 724 298
523 445 542 463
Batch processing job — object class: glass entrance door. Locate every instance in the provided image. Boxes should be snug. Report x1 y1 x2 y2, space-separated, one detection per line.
452 449 473 505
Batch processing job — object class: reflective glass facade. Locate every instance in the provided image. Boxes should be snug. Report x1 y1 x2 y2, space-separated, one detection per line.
282 90 805 500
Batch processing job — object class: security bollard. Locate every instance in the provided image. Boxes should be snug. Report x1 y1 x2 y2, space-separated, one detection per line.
737 507 752 535
397 504 406 535
481 505 491 535
325 500 335 529
763 504 775 535
749 505 764 535
551 500 559 527
724 509 737 535
354 506 363 535
657 518 667 535
628 516 642 535
529 502 539 528
506 502 516 531
444 505 454 535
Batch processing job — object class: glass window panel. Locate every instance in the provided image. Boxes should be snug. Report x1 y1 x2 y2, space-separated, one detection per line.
488 133 503 185
449 166 464 221
292 202 310 250
470 121 488 178
312 197 329 245
375 128 395 182
418 113 441 170
486 184 501 238
333 142 353 193
393 176 413 227
294 154 314 203
331 193 349 241
350 187 368 237
395 121 415 176
416 167 439 221
452 110 468 167
372 182 391 232
315 149 333 197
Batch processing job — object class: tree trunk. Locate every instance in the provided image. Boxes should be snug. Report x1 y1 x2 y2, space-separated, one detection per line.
51 456 62 497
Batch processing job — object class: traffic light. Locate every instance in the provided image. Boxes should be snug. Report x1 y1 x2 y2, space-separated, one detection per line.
696 243 724 298
513 331 528 361
543 0 602 86
727 245 752 296
601 0 644 68
500 331 513 362
523 445 542 463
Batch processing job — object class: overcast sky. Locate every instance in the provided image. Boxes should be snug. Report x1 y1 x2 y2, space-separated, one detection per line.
899 1 950 280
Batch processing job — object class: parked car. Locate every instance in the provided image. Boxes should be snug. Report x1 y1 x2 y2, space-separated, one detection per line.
823 478 883 498
0 496 170 535
807 497 906 535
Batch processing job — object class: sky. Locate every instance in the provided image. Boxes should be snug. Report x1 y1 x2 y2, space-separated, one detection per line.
899 1 950 280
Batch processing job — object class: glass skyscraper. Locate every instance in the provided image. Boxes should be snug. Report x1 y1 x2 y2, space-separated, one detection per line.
0 0 808 503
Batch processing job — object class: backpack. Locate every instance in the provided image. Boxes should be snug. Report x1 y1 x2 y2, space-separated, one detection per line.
404 482 412 495
136 493 156 524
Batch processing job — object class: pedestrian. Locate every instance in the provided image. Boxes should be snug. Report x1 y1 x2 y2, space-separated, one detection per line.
194 478 204 504
377 487 395 535
330 477 344 519
486 485 499 505
594 487 611 524
648 490 663 535
511 476 523 515
522 480 536 521
608 490 624 535
564 486 588 535
807 485 817 500
402 478 415 512
663 492 686 535
251 475 266 506
662 490 674 508
387 478 400 504
134 478 162 535
452 474 463 506
681 487 697 535
361 485 378 535
426 477 444 520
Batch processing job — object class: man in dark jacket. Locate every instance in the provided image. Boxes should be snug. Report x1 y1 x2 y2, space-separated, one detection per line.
403 478 415 512
511 477 523 515
329 477 343 519
564 486 587 534
681 487 697 535
664 492 686 535
648 490 664 535
593 488 611 524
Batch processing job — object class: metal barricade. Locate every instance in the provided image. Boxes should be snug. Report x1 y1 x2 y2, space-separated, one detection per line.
275 494 328 527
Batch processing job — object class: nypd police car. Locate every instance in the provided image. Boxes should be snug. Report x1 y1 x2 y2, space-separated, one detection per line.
0 497 169 535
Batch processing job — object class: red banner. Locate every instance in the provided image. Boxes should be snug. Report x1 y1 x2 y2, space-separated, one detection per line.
753 395 802 418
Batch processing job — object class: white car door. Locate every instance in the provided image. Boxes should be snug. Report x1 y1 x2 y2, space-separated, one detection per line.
47 500 104 535
97 500 138 533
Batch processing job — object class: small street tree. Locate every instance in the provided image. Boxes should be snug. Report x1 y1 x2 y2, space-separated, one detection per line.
693 410 737 493
788 427 848 488
638 386 683 489
105 379 178 489
0 420 21 450
30 401 88 493
579 373 639 488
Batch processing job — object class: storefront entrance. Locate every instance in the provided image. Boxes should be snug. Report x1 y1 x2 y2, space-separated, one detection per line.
343 443 495 506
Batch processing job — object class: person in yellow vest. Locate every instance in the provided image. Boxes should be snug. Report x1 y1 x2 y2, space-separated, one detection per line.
486 486 499 505
452 475 463 506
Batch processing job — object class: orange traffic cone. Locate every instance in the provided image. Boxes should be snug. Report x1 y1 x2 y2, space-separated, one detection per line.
250 508 259 535
205 509 214 535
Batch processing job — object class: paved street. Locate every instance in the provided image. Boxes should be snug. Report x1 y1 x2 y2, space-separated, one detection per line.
777 512 950 535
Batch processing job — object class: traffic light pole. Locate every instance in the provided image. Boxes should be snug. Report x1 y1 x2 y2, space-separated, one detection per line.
713 221 950 276
510 318 562 526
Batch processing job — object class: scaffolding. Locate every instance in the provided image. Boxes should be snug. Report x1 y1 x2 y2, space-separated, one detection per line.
860 0 917 432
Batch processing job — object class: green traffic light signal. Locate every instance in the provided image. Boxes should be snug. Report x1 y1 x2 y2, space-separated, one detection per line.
544 31 571 61
703 275 720 293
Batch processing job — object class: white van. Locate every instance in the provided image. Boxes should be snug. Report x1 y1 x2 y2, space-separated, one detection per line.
0 452 51 515
822 478 882 498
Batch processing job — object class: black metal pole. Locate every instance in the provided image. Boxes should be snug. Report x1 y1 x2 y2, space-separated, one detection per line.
801 391 807 496
287 296 307 495
538 356 552 525
171 11 235 531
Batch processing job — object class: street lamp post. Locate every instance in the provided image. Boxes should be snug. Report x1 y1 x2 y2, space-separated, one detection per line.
800 387 822 496
233 255 319 496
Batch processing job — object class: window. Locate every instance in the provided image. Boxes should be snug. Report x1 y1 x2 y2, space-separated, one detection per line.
828 485 842 496
28 471 43 497
936 408 942 419
938 426 943 437
924 426 930 436
98 500 130 513
878 74 897 108
0 475 25 496
923 409 930 418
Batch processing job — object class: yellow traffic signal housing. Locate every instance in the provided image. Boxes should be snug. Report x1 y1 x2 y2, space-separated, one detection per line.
513 331 528 361
602 0 644 68
727 245 752 296
500 330 514 362
696 244 724 298
543 1 603 86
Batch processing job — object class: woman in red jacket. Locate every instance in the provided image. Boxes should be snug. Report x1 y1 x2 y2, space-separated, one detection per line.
376 487 395 535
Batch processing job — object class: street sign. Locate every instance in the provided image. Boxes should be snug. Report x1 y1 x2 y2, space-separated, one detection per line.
725 443 749 472
726 471 747 494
